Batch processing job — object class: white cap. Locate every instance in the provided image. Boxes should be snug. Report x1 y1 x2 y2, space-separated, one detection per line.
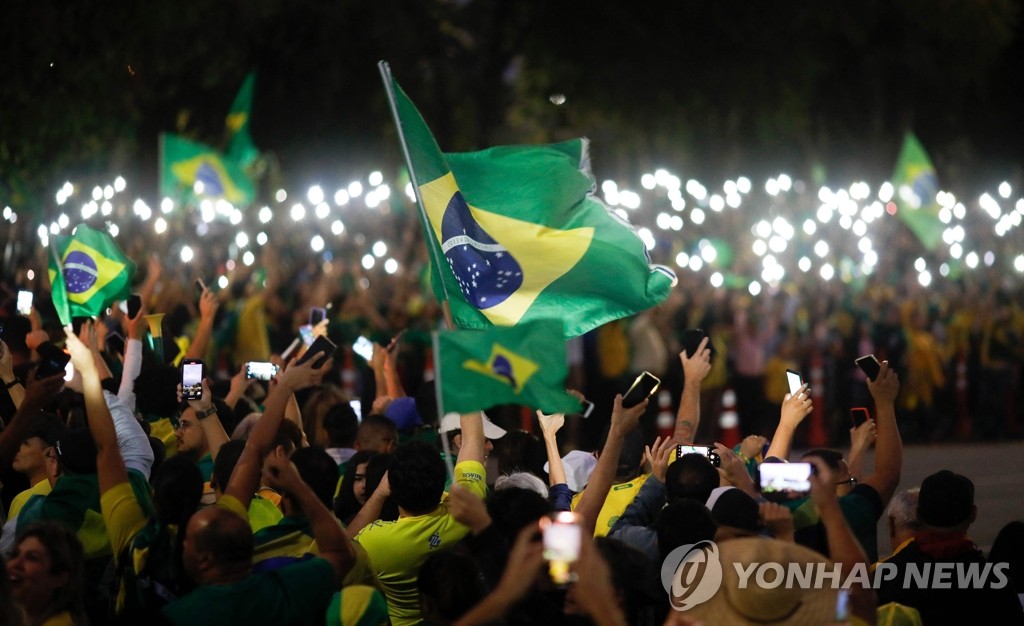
544 449 598 492
439 412 507 440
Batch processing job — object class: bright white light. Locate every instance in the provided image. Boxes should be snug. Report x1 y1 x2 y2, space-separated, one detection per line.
236 232 249 248
101 201 113 216
305 185 324 205
950 243 963 259
701 244 717 263
670 215 683 231
979 193 1001 219
310 235 324 252
710 272 724 288
372 241 387 257
765 179 780 196
243 251 255 266
384 259 399 274
361 254 375 270
108 224 119 237
849 181 870 200
404 184 415 201
637 228 656 251
80 202 96 219
103 185 114 200
315 203 330 219
656 212 671 230
605 189 620 206
112 176 125 192
954 203 967 220
49 222 59 235
803 219 817 236
852 220 867 237
724 180 737 195
998 182 1011 199
620 191 641 209
335 189 350 206
62 181 72 195
984 251 995 267
688 256 703 272
918 271 932 287
816 205 833 223
376 184 391 200
877 182 894 202
217 276 229 290
914 257 926 272
641 174 656 190
155 217 167 235
257 206 272 224
755 220 771 239
725 193 742 209
863 249 878 266
839 215 853 230
369 171 383 186
799 257 812 272
2 207 10 220
965 252 979 268
939 207 952 223
226 260 235 271
768 236 787 253
709 194 724 212
953 225 965 242
752 239 767 256
180 246 194 263
686 180 707 200
91 186 102 201
57 213 69 229
348 181 363 198
257 232 268 245
229 209 242 225
601 180 618 195
748 281 762 296
1014 255 1024 272
160 198 174 213
290 204 306 221
772 216 793 239
56 190 67 205
777 174 792 191
614 209 628 220
858 237 873 253
37 225 47 238
675 252 690 268
331 220 344 235
690 208 705 225
820 263 834 281
200 202 215 223
814 240 829 258
940 263 950 277
365 191 381 209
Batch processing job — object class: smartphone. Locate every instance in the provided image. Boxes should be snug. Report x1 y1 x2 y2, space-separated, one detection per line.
850 407 870 428
834 588 851 622
352 335 374 362
296 335 337 368
17 290 33 316
676 444 721 468
245 361 279 381
682 328 715 359
759 462 814 503
64 360 75 383
540 511 581 586
349 399 362 421
854 354 881 381
35 342 71 379
106 332 126 357
181 359 204 401
309 306 327 327
786 369 803 396
127 294 142 319
298 324 315 348
622 371 660 408
581 399 595 419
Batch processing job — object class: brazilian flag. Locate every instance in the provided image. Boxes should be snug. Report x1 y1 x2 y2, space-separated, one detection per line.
380 62 676 339
159 133 256 207
48 224 135 325
891 132 943 251
225 72 260 170
433 319 580 414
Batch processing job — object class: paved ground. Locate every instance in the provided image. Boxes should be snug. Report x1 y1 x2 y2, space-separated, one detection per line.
799 440 1024 555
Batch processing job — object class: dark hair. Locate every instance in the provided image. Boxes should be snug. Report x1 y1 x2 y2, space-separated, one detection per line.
595 537 667 626
271 419 304 455
15 521 86 626
322 403 359 448
388 441 445 514
149 454 203 599
364 452 398 522
495 430 546 478
485 486 552 542
357 414 398 449
665 453 720 504
654 499 717 563
801 448 844 470
988 520 1024 594
290 446 338 510
210 439 246 494
300 385 347 447
334 450 379 521
133 364 182 418
418 551 487 622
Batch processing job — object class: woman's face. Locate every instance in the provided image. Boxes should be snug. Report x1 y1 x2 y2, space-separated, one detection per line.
353 462 370 505
6 536 68 611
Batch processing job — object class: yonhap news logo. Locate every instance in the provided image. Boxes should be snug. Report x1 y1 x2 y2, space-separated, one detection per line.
661 540 1012 612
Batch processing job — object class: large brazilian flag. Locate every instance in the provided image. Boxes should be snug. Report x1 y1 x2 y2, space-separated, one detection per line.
433 319 580 415
159 133 256 207
891 132 943 251
379 62 676 339
48 224 135 325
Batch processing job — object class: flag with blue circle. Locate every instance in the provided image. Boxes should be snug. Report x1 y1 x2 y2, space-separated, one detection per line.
160 133 256 207
48 224 135 325
891 132 943 251
381 62 676 339
434 319 581 415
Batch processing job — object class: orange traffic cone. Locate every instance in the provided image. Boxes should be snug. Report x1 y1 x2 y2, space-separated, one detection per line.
806 351 828 447
718 386 741 448
340 348 358 399
656 389 675 441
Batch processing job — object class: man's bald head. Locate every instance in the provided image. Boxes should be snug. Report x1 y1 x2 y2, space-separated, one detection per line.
183 506 253 584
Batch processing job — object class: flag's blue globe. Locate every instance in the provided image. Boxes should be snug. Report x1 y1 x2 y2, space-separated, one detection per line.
63 250 99 294
440 191 523 309
491 354 516 388
196 161 226 196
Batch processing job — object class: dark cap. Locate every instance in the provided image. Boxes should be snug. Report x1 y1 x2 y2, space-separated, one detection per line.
54 428 98 475
917 470 975 528
710 487 760 533
24 412 68 446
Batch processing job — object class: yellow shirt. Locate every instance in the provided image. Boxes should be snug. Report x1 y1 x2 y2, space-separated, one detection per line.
354 460 486 626
8 479 53 519
571 473 649 537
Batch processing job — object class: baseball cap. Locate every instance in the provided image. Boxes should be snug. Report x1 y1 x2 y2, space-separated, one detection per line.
384 396 422 433
25 412 69 446
438 412 507 440
543 449 597 492
54 428 98 475
917 469 975 528
708 487 760 534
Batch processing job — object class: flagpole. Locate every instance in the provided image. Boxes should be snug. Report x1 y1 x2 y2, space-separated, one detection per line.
378 60 455 330
431 330 455 483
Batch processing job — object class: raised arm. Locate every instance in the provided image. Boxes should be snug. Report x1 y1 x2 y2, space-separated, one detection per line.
675 337 712 444
224 356 330 509
456 411 485 466
263 451 356 586
846 418 876 481
0 341 25 409
180 378 230 461
0 372 65 467
764 383 812 461
574 395 646 536
537 411 567 487
117 306 147 408
860 362 902 504
185 287 218 360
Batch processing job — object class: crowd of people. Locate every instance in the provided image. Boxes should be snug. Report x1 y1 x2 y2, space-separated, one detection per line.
0 236 1021 625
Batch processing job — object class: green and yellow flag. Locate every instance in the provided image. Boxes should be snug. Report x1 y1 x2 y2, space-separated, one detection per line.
891 132 943 251
48 224 135 325
160 133 256 207
434 319 580 415
380 62 676 339
225 72 260 170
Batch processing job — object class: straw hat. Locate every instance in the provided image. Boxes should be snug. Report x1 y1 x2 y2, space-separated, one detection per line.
685 537 840 625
